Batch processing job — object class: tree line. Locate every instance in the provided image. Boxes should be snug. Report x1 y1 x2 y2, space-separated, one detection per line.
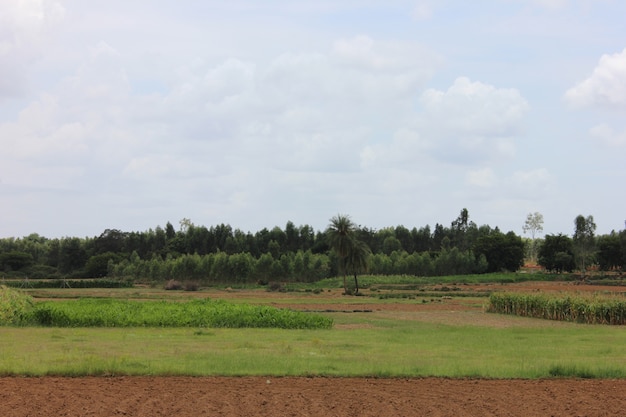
1 210 624 285
537 215 626 275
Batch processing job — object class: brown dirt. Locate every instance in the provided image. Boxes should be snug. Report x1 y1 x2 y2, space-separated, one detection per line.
2 376 626 416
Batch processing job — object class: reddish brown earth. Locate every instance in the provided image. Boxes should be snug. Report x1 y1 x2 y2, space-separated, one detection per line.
5 280 625 416
2 376 626 417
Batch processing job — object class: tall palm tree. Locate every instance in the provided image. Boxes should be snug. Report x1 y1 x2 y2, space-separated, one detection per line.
326 214 356 294
345 239 371 295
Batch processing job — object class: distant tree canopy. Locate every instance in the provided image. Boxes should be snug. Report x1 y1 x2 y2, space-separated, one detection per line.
474 231 525 273
1 210 624 282
538 234 576 273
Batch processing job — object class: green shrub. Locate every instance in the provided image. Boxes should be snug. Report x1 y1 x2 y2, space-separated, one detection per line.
0 285 34 325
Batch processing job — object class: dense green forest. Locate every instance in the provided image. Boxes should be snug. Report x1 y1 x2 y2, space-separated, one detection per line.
1 210 625 285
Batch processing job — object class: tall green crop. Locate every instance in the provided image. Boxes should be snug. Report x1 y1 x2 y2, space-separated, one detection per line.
31 298 333 329
487 292 626 325
0 285 34 325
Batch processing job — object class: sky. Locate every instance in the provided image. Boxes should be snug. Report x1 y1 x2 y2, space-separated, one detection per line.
1 0 625 239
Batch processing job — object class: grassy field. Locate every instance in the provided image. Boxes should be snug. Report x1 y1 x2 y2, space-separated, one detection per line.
2 277 626 378
1 314 625 378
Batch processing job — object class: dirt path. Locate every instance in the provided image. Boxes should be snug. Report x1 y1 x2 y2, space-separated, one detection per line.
2 376 625 417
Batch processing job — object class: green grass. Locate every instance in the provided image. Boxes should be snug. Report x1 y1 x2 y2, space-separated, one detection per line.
4 278 626 378
1 314 626 378
28 298 332 329
303 272 560 289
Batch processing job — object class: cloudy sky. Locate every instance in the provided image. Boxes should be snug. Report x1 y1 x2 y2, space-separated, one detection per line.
1 0 625 239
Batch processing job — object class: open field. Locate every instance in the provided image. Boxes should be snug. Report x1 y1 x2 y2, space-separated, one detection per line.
4 280 626 377
3 278 626 416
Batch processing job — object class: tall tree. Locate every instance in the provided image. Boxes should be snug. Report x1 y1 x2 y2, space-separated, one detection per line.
597 232 622 271
474 231 525 273
411 225 431 253
344 240 371 294
573 214 597 276
326 214 356 294
451 208 470 250
394 225 413 253
522 212 544 263
284 221 299 252
94 229 127 255
165 222 177 240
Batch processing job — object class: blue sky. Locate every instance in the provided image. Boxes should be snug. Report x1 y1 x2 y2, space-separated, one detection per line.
1 0 624 239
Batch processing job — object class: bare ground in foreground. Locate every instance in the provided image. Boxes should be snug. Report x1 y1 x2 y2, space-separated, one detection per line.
2 376 625 417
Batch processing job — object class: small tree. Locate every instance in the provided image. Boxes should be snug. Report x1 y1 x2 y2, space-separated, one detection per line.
344 240 371 294
573 214 596 276
522 212 544 263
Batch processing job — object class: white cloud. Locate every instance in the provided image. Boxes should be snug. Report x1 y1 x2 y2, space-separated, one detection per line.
330 36 439 89
565 48 626 108
420 77 528 135
466 168 497 188
0 0 65 97
589 124 626 147
462 167 555 205
509 168 555 199
417 77 529 163
360 128 430 170
1 32 440 212
411 2 433 21
529 0 569 11
1 93 88 161
1 1 624 238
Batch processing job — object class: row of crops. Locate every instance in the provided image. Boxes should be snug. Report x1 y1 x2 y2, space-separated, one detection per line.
487 292 626 325
0 286 332 329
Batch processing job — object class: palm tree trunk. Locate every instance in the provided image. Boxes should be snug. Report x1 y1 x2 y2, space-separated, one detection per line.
353 273 359 294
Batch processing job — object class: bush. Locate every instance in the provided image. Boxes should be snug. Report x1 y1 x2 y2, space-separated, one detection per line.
0 285 34 325
267 282 285 292
23 264 60 279
164 280 183 290
84 252 124 277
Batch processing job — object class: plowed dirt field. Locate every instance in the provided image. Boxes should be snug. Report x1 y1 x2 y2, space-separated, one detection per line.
2 376 626 417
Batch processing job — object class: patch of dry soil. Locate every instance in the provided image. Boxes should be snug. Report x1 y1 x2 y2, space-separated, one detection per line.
2 376 625 417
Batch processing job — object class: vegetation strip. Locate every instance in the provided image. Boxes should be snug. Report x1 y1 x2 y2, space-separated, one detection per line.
487 292 626 325
0 286 332 329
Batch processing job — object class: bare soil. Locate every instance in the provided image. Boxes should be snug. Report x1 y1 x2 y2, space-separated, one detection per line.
5 280 626 416
2 376 626 417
